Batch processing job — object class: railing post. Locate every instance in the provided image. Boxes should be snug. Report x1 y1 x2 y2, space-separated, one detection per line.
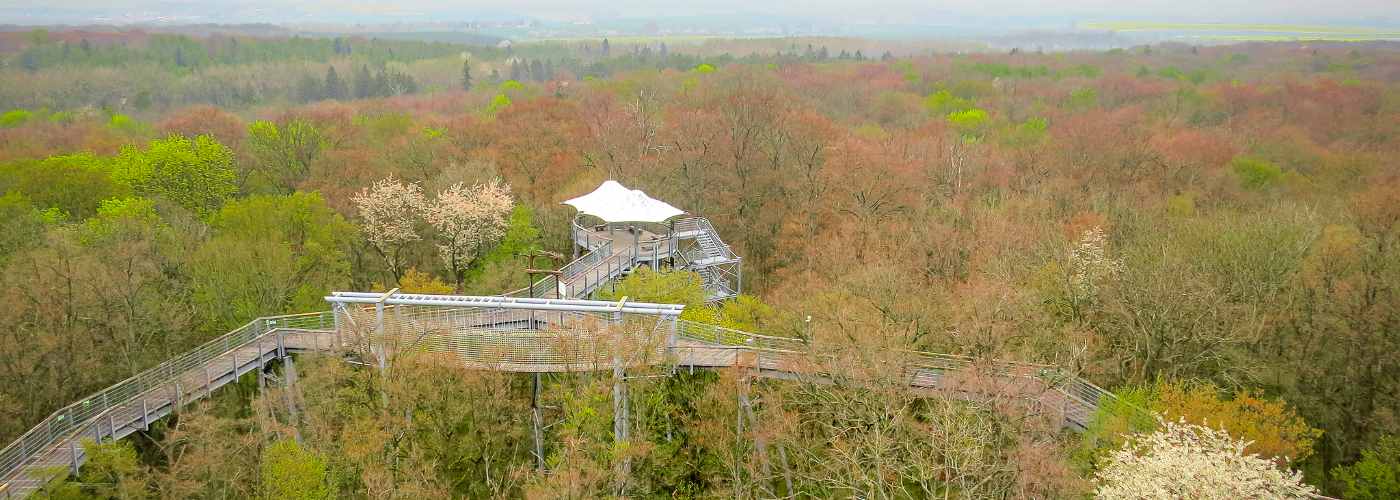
69 439 78 477
107 412 115 441
140 399 148 431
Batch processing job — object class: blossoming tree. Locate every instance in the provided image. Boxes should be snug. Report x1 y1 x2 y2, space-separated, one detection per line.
352 176 426 283
1095 418 1316 500
422 179 514 290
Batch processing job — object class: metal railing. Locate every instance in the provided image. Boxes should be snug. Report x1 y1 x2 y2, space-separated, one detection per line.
673 217 740 263
0 312 334 498
2 297 1150 498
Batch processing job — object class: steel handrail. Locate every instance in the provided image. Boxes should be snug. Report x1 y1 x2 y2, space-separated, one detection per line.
0 312 334 493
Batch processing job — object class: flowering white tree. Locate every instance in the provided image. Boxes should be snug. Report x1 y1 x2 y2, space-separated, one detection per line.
352 176 426 283
1070 225 1123 297
422 179 514 289
1095 418 1316 500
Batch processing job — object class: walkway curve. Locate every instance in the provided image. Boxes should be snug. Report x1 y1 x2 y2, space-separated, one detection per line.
0 300 1130 499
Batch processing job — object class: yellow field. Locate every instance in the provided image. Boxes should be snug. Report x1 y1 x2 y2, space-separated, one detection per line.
1079 22 1400 35
1191 35 1400 41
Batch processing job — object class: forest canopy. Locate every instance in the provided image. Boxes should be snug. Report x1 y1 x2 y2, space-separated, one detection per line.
1 35 1399 499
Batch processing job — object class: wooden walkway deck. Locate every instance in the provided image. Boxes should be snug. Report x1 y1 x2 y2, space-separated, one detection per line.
1 310 1106 499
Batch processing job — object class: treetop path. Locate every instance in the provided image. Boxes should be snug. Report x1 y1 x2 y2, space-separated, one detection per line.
0 181 1131 498
0 292 1127 498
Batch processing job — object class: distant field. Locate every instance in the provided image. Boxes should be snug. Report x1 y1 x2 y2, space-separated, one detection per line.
1196 35 1400 41
522 35 773 45
1079 22 1400 35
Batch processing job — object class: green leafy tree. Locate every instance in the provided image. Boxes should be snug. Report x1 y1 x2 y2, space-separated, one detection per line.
260 438 336 500
0 154 126 220
1333 437 1400 500
191 192 352 330
1230 157 1288 192
247 120 327 191
1 110 33 127
80 439 151 499
110 134 236 217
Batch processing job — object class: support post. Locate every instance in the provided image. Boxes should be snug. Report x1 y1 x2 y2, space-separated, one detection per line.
737 259 743 295
612 297 629 496
284 356 300 422
375 289 397 410
140 399 149 431
107 413 115 442
532 373 544 470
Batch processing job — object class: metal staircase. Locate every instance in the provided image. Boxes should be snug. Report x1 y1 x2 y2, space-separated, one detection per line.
556 216 741 301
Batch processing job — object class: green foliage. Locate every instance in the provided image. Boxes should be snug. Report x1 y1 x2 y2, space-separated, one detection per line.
600 268 773 332
0 191 44 264
261 438 335 500
192 192 352 330
458 205 542 295
499 80 525 93
1056 63 1102 78
1334 437 1400 500
0 155 126 220
110 134 237 217
1230 157 1288 192
947 108 990 131
998 117 1049 149
1 110 33 127
693 64 715 73
486 94 512 116
924 90 971 113
1167 193 1197 217
108 114 153 136
247 120 327 190
957 61 1049 78
1078 383 1159 468
1066 87 1100 109
48 111 76 124
29 439 150 499
95 196 157 221
603 267 709 308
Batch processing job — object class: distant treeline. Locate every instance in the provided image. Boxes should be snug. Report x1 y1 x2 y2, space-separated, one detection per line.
7 29 504 72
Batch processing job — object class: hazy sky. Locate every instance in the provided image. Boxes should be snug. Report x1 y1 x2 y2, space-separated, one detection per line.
7 0 1399 26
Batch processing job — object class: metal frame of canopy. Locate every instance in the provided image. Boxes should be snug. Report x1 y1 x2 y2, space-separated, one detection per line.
325 291 687 316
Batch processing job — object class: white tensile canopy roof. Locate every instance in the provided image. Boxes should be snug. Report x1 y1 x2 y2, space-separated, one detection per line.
563 180 685 223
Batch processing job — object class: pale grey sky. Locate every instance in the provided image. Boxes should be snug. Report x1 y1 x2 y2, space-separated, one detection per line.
5 0 1397 26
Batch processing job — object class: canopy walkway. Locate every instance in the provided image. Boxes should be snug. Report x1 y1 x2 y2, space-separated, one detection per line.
0 290 1125 499
506 216 741 301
